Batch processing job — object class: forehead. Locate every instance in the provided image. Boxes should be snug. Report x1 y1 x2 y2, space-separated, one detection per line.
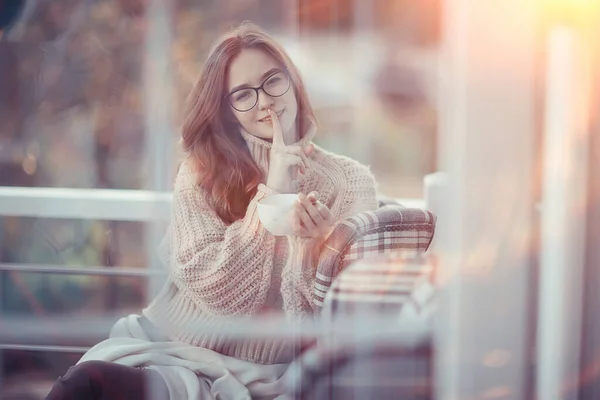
227 48 280 91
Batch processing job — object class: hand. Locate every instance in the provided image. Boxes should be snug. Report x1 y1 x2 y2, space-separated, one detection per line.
266 109 314 193
292 191 334 240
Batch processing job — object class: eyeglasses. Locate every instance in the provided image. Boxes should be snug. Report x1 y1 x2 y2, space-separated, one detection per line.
225 71 291 112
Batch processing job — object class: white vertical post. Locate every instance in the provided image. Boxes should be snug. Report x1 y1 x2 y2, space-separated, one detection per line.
143 0 175 300
580 57 600 400
536 26 591 400
285 0 299 37
350 0 373 162
435 0 538 399
142 3 175 399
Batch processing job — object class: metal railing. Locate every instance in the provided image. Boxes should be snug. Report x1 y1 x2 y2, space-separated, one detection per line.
0 186 172 221
0 186 424 221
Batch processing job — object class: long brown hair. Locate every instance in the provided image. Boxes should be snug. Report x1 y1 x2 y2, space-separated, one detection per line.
181 22 316 224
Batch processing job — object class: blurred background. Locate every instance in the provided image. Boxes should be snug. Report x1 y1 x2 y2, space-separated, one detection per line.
0 0 599 398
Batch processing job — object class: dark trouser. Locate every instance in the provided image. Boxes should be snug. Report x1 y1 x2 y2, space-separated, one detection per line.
45 360 170 400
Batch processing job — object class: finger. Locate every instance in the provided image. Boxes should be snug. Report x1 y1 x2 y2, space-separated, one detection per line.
307 191 319 204
315 201 333 221
295 199 317 231
281 154 307 174
297 192 309 206
292 209 303 233
298 192 316 203
284 146 310 171
292 208 311 237
270 109 285 146
299 196 325 225
304 144 315 158
299 149 310 171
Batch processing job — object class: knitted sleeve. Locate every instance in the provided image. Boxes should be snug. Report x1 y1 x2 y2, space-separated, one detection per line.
335 159 379 220
163 162 277 316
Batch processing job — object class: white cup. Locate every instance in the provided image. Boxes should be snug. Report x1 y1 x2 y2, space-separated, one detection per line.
257 194 298 236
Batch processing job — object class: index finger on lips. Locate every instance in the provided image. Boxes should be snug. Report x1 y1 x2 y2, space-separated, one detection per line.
270 109 285 146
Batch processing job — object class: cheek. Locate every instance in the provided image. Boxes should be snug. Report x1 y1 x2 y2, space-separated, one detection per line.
282 93 298 118
285 90 297 108
234 110 254 127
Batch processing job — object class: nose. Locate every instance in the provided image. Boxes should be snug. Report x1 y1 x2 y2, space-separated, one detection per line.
257 88 275 111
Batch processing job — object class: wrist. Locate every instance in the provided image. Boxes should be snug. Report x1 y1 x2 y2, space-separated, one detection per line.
266 177 295 194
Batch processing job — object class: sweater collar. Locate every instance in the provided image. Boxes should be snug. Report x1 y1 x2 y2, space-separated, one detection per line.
240 123 317 175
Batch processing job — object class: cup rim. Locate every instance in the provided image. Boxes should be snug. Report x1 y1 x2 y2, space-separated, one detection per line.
257 193 298 206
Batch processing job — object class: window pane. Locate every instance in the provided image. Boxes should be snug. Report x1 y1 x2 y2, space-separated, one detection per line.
1 216 153 316
1 0 158 190
2 272 145 316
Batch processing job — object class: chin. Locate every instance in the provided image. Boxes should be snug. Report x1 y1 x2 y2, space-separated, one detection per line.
253 126 273 140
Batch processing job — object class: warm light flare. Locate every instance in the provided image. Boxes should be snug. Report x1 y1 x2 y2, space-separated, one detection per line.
538 0 600 27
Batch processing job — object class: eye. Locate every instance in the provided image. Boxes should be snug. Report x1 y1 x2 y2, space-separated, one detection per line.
266 75 282 86
235 90 252 101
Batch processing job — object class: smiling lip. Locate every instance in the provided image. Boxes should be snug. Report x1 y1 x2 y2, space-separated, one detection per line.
258 110 284 123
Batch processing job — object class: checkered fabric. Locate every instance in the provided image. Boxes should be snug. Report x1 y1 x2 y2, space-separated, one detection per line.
285 340 432 400
313 206 436 310
323 253 436 319
286 255 436 400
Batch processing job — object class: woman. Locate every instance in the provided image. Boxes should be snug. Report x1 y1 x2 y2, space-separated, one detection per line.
46 21 378 400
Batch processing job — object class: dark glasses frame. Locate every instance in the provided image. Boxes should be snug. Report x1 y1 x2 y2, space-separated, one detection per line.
225 71 291 112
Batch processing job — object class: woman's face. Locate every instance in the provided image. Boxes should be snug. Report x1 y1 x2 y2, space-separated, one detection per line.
226 48 298 142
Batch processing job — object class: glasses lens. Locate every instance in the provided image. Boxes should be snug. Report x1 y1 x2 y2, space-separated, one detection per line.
229 88 257 112
263 72 290 97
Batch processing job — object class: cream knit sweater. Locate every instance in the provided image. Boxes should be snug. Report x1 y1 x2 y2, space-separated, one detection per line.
142 126 378 364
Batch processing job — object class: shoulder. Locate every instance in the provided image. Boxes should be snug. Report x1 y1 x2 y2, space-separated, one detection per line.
174 159 201 192
170 161 221 219
172 159 213 208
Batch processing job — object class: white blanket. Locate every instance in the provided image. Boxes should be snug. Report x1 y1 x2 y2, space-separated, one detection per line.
78 314 290 400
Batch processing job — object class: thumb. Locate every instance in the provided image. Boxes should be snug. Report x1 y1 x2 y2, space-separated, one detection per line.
304 143 314 157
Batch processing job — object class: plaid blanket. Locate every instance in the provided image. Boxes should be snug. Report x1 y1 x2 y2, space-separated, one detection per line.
313 206 436 309
323 253 436 319
287 255 436 399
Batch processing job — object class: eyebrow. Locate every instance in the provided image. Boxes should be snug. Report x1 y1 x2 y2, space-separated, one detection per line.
229 67 281 94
